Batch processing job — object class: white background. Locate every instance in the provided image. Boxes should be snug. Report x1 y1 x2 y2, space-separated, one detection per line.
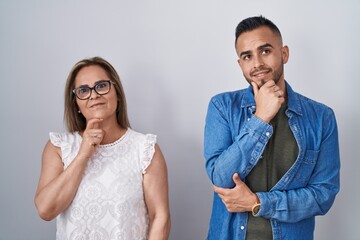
0 0 359 239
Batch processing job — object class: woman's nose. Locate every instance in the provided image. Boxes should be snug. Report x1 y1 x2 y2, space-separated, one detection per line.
89 89 101 100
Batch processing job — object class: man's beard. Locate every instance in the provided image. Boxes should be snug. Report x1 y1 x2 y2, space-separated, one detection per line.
244 63 284 87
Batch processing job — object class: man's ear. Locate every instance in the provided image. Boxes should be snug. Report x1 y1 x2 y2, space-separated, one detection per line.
282 45 289 64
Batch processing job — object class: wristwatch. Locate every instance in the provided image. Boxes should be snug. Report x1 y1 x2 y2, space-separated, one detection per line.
251 203 261 216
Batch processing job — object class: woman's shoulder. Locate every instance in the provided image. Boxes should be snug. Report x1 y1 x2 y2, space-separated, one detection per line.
49 131 80 147
126 129 157 153
127 128 157 142
127 129 157 174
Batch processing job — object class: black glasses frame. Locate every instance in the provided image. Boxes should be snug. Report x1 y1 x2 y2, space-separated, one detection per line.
72 80 115 100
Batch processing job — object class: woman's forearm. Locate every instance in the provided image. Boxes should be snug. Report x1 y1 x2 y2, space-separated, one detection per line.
35 155 88 221
148 214 171 240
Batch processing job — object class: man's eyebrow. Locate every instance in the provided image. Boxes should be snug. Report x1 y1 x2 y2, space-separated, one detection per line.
239 43 274 58
258 43 274 50
239 50 251 58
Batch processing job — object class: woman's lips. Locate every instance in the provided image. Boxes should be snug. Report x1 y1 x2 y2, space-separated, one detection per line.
89 103 105 108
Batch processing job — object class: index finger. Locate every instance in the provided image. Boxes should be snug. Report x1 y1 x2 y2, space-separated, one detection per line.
86 118 103 129
251 81 259 96
213 185 229 196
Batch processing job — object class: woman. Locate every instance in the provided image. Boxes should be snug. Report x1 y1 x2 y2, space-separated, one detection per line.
35 57 171 239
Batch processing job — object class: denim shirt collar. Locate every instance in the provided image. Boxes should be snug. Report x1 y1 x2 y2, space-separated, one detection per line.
241 81 303 116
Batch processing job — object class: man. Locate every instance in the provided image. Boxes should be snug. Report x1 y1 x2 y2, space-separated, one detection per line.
204 16 340 240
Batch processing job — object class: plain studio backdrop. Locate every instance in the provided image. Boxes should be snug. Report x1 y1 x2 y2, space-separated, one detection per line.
0 1 359 239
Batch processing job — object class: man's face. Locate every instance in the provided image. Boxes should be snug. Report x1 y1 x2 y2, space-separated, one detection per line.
235 26 289 87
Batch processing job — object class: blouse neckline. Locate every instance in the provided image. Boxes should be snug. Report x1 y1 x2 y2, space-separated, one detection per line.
76 128 130 148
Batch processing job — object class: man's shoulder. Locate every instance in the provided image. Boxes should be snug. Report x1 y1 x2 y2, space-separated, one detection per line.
296 91 330 108
291 90 335 117
211 88 248 102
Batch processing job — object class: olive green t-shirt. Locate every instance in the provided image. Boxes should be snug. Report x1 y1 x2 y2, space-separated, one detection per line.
245 103 299 240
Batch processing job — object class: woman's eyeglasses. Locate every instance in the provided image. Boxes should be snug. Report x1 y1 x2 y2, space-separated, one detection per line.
73 80 115 100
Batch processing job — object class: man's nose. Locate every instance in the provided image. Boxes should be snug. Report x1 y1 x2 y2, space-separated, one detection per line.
253 55 264 68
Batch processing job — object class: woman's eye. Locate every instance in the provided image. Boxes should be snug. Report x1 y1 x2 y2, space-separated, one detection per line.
78 88 89 94
96 82 107 89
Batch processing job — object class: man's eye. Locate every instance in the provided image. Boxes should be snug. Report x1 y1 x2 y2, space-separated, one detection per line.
243 55 251 60
261 49 270 55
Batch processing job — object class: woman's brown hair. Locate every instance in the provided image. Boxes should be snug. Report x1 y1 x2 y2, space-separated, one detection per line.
64 56 130 132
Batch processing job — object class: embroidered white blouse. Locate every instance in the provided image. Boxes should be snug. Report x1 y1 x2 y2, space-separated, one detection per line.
49 129 156 240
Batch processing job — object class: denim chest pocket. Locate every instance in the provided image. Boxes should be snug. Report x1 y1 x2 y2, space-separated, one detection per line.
292 149 319 187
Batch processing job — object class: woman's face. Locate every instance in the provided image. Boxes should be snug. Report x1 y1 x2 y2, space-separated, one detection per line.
74 65 118 122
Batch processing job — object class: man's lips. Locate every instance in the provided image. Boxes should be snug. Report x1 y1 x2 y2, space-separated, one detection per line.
251 69 271 78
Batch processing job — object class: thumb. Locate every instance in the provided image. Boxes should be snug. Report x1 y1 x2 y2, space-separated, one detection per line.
87 118 103 129
251 81 259 96
93 121 100 129
233 173 243 186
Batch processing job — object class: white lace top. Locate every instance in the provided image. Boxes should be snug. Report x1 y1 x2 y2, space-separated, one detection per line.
49 129 156 240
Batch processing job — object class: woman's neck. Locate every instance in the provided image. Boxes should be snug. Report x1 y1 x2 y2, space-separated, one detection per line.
82 115 127 145
101 119 127 145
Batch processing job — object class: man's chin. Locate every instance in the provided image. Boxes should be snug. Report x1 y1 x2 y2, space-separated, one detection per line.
249 79 268 88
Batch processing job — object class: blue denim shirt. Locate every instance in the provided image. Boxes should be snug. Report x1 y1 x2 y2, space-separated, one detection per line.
204 82 340 240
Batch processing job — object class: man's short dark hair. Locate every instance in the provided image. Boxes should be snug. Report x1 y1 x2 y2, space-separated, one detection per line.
235 15 282 45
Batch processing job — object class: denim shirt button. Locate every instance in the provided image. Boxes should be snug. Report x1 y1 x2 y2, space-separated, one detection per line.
247 118 250 121
266 132 270 137
240 226 245 230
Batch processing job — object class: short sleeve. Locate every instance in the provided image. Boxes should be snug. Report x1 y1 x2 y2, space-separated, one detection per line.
141 134 157 174
49 132 73 164
49 132 62 147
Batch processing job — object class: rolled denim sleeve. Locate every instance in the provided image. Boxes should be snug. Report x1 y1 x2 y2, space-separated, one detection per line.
255 108 340 222
204 96 273 188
